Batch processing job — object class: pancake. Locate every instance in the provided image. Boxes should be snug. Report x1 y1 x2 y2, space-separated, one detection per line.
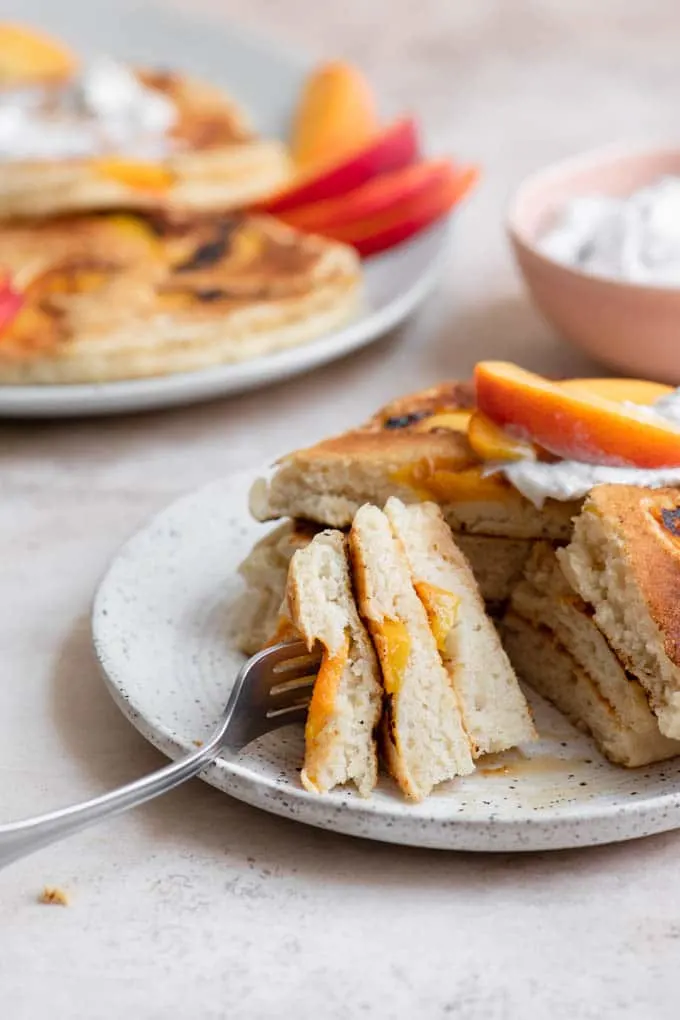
235 520 321 656
249 381 579 540
383 498 536 757
502 541 680 767
559 485 680 740
235 517 536 656
349 502 474 800
0 64 291 217
286 530 383 797
0 210 362 383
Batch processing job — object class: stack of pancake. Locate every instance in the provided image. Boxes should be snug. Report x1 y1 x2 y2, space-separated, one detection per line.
0 28 363 383
239 380 680 783
280 498 536 801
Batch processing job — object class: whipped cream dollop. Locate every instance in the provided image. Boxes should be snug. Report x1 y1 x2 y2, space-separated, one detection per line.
539 176 680 286
0 58 176 160
495 388 680 506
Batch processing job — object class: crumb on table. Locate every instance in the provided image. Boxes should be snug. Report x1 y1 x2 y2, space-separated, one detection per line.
38 886 69 906
193 740 204 747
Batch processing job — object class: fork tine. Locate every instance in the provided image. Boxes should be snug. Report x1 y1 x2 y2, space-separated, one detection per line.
221 641 321 752
258 640 310 669
267 681 315 712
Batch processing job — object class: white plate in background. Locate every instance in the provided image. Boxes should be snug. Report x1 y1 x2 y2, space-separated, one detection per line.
0 8 449 417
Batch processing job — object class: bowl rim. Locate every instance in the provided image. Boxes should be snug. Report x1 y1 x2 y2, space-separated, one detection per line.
506 142 680 297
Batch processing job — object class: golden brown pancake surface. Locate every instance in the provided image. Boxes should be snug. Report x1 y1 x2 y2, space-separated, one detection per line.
0 210 361 382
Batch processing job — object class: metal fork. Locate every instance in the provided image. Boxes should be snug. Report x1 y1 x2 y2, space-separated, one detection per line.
0 641 319 870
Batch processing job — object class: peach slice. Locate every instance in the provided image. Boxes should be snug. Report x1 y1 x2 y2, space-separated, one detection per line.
261 118 419 215
0 23 76 84
318 165 478 257
475 361 680 468
292 61 379 173
467 410 536 462
93 159 174 192
0 273 24 336
278 160 457 232
560 378 673 406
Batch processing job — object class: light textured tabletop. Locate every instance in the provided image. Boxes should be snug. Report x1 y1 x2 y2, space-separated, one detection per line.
1 2 679 1018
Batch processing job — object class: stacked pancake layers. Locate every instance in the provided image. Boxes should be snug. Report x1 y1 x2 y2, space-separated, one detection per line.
274 498 535 801
0 35 363 383
239 382 680 784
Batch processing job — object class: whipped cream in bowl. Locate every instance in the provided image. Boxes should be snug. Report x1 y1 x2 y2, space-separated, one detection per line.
507 146 680 382
0 57 177 161
539 175 680 287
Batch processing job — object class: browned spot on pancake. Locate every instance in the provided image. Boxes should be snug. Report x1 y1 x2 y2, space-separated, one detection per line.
660 507 680 539
367 380 476 433
174 220 238 272
162 220 321 307
176 113 251 149
383 412 430 430
138 69 252 149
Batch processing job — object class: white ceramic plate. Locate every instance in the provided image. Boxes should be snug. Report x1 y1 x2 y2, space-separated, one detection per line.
0 14 449 418
92 467 680 852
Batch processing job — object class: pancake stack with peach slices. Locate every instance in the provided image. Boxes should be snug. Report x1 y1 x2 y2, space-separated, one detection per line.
239 362 680 773
0 26 477 383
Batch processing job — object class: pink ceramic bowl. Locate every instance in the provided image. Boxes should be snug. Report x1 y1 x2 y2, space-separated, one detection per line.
508 146 680 383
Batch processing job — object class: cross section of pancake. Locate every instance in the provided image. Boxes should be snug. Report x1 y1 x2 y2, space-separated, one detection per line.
0 211 362 383
0 66 291 217
286 530 383 797
558 485 680 741
502 540 680 767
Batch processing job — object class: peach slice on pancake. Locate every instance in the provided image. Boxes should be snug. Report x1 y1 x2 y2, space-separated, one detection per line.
0 23 76 84
559 378 673 405
467 410 537 462
475 361 680 468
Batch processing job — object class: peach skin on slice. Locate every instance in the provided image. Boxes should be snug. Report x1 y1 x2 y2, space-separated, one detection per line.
291 61 379 172
0 23 76 84
560 378 673 406
467 410 536 462
278 160 456 232
318 165 478 257
262 119 419 215
0 274 24 336
474 361 680 468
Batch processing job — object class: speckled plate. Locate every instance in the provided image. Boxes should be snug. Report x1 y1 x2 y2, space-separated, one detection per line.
92 468 680 852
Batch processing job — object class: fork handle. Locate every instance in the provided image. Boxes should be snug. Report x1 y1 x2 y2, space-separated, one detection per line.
0 738 222 870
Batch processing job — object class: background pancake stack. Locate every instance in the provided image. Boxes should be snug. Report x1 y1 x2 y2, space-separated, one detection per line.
0 24 364 383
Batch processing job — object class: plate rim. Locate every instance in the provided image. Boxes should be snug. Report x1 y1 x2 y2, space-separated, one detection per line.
92 469 680 852
0 222 448 417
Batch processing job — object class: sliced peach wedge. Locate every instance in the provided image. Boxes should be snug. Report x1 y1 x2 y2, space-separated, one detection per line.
291 61 379 173
260 117 419 215
474 361 680 469
0 273 24 337
559 378 673 405
318 163 478 257
92 159 174 193
467 410 536 462
0 23 76 84
277 160 454 232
